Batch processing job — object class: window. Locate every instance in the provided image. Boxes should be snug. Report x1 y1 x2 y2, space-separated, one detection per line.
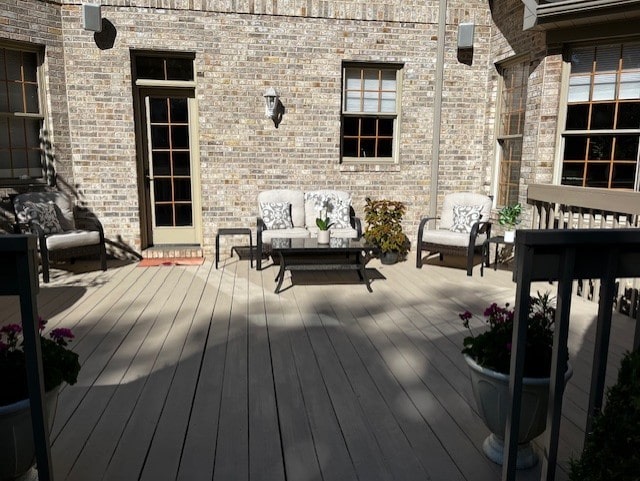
0 45 45 184
561 43 640 190
496 61 528 206
341 64 401 162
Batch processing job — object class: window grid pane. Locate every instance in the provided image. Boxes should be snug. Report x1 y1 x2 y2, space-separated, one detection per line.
149 96 193 227
342 116 394 158
496 62 528 205
344 67 397 114
562 43 640 190
0 46 44 182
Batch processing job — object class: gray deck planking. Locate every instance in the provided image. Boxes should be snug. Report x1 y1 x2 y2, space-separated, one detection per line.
1 253 635 481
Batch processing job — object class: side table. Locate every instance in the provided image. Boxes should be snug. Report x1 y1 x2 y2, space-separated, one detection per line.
215 228 253 269
481 235 514 276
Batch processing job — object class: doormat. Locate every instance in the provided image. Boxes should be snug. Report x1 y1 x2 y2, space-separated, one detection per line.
138 257 205 267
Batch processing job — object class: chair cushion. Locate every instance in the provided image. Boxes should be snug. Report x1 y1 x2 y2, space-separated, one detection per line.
45 230 101 250
421 229 480 248
258 190 305 227
22 202 63 234
260 202 293 229
261 227 310 243
440 192 492 230
450 204 483 233
304 190 352 229
14 191 76 230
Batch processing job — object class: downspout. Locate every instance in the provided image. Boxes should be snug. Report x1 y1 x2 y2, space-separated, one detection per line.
430 0 447 217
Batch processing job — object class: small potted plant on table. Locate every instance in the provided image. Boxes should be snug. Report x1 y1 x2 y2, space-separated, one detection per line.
363 198 409 264
315 210 334 244
0 318 80 480
498 203 522 243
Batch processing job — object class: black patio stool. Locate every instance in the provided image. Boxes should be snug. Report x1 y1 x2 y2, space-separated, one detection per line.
215 228 253 269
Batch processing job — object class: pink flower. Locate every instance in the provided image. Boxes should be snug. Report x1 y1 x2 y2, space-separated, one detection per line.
0 324 22 336
50 328 75 346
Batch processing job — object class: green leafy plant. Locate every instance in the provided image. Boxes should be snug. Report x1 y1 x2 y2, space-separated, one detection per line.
0 318 80 406
315 217 334 231
363 198 409 257
459 291 557 378
569 349 640 481
498 203 522 229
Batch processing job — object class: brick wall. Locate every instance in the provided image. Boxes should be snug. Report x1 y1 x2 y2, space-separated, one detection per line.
3 0 541 258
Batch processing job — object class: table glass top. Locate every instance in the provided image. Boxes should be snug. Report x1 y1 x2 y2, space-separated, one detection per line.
270 237 375 251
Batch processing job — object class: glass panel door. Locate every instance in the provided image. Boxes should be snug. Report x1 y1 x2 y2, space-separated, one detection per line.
144 93 200 244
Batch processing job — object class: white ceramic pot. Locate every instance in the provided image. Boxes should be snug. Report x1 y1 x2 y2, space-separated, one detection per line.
464 355 572 469
0 387 60 481
504 230 516 243
317 229 330 244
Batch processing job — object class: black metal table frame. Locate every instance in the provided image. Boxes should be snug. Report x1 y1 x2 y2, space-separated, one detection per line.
270 237 377 293
481 235 514 276
215 227 253 269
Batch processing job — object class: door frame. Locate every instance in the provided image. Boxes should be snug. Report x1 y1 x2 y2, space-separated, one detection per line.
133 86 203 249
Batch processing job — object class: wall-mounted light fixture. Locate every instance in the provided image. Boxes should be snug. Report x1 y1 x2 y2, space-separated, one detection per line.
82 3 103 32
263 87 284 128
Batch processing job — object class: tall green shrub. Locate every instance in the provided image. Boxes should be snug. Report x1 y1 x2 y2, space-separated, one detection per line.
569 349 640 481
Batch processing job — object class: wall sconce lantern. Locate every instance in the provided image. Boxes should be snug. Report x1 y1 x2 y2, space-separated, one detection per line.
263 87 284 128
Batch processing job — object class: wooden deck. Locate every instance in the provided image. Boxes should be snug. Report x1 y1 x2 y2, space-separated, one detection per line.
2 253 637 481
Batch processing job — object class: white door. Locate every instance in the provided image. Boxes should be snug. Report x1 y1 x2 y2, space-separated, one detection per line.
143 92 201 245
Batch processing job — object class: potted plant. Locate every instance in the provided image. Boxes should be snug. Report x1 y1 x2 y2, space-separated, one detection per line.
315 211 334 244
0 318 80 480
498 203 522 243
459 292 572 469
363 198 409 264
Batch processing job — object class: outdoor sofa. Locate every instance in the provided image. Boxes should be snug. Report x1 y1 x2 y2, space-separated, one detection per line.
256 189 362 270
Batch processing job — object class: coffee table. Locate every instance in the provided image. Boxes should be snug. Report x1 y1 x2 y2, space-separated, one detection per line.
269 237 378 293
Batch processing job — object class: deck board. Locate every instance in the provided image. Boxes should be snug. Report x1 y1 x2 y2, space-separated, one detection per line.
2 253 636 481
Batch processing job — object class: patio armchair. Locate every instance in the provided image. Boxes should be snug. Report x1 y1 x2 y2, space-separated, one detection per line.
416 192 492 276
13 191 107 283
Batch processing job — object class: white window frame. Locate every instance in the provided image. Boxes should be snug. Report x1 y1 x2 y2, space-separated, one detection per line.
341 63 402 163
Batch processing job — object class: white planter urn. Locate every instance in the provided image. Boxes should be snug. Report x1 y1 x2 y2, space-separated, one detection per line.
317 229 330 244
464 355 572 469
0 387 60 481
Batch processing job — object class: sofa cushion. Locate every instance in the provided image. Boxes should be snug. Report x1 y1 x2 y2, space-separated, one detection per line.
258 190 305 227
304 190 352 229
307 226 359 239
261 227 310 243
260 202 293 229
450 204 483 233
22 201 63 235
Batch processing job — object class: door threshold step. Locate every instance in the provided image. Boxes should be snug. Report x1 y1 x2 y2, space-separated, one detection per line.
142 245 203 259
